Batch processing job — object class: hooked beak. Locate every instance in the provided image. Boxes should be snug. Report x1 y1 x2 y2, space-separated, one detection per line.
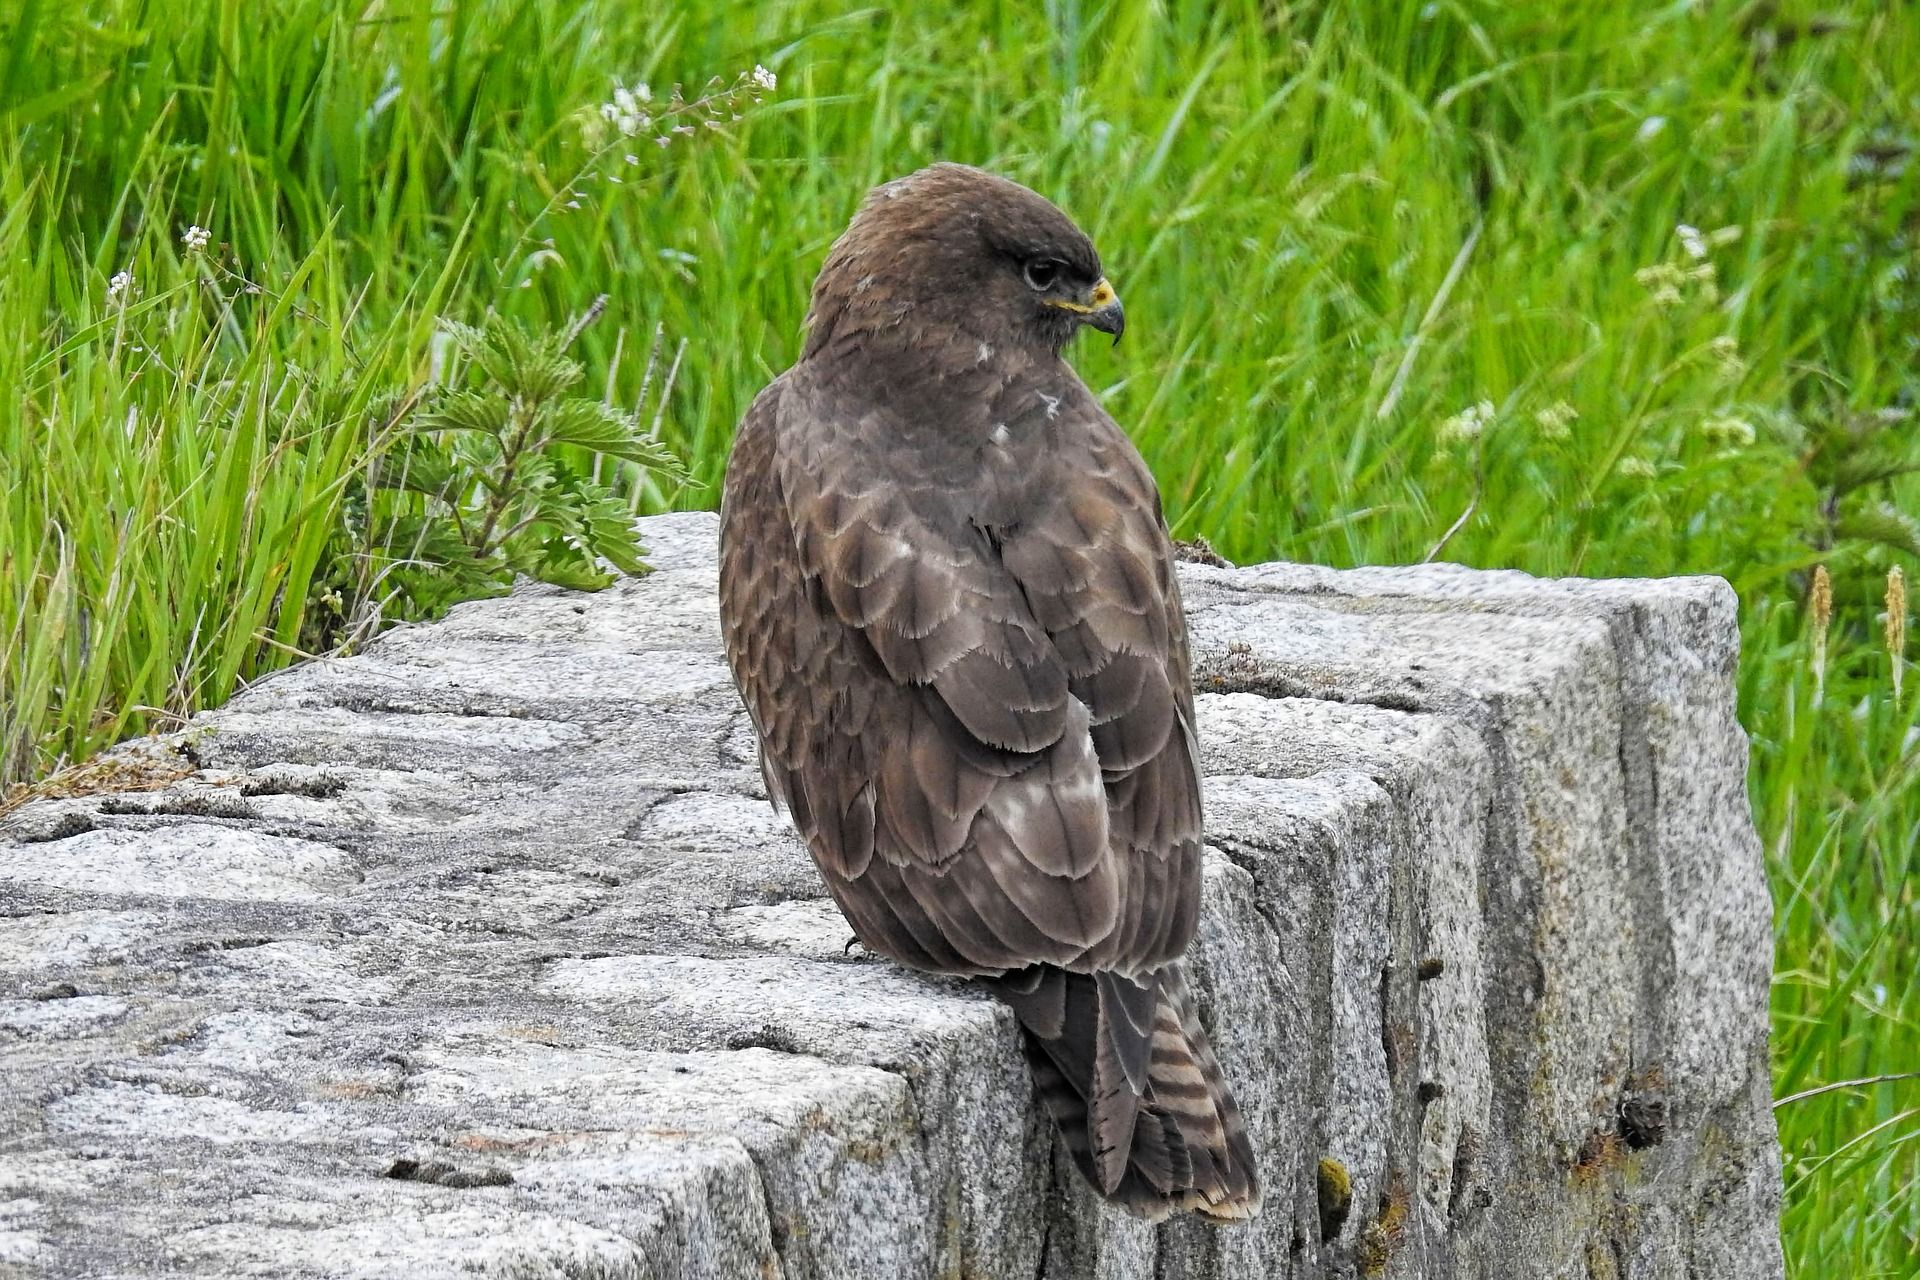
1046 277 1126 345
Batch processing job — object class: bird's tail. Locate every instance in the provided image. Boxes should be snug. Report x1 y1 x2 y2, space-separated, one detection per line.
988 961 1261 1222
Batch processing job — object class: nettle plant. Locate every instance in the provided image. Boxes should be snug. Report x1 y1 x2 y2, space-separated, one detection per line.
293 66 781 656
356 306 688 622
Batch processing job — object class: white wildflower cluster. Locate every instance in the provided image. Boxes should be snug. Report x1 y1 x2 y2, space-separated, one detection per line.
181 224 211 253
1634 262 1685 308
1634 259 1718 308
106 270 135 302
1436 399 1495 445
587 63 777 153
599 80 653 138
1532 400 1578 441
1676 222 1741 260
1708 334 1745 380
1636 223 1742 310
1685 261 1717 304
1699 414 1757 450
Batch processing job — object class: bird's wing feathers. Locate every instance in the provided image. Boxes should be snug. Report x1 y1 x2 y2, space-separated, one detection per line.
719 383 880 879
719 373 1203 977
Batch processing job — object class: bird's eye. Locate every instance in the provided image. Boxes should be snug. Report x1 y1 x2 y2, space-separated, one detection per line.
1023 259 1059 291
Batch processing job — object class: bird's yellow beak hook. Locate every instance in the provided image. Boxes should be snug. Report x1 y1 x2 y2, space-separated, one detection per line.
1047 277 1126 345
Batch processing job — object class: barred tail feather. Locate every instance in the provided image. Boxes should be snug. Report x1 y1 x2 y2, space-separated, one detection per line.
989 962 1261 1222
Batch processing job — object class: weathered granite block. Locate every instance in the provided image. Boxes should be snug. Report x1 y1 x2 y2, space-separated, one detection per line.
0 513 1783 1279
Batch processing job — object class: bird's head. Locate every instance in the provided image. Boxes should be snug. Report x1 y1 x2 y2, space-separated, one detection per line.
802 163 1125 362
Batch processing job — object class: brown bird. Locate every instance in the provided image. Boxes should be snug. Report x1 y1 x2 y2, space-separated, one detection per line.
718 163 1260 1221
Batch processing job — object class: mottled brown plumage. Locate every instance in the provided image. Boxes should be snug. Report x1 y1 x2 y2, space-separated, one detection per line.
717 163 1260 1221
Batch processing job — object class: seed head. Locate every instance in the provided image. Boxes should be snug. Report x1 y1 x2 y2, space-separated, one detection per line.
1888 566 1907 700
1811 564 1833 707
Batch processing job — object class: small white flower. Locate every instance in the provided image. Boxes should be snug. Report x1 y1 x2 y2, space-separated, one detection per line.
107 270 135 301
181 225 211 253
1635 262 1681 290
1634 262 1687 309
752 64 777 92
1689 262 1719 304
1676 223 1708 261
600 81 654 137
1699 415 1757 449
1437 399 1495 445
1533 400 1578 441
1635 116 1668 143
1708 334 1745 379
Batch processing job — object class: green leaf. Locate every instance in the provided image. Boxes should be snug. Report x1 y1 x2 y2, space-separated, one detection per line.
5 67 111 127
448 429 505 477
527 536 615 591
412 388 510 437
574 486 653 576
369 437 458 500
377 513 479 571
436 320 490 365
534 399 688 475
445 316 581 402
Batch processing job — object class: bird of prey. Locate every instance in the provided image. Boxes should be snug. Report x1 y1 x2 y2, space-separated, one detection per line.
718 163 1260 1221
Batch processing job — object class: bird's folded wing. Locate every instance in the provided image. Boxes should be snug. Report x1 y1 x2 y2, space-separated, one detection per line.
721 379 1203 974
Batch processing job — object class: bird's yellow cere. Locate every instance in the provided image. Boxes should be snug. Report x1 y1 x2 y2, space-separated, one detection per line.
1046 277 1118 314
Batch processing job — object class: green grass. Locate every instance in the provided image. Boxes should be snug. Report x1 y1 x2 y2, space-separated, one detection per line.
2 0 1915 1268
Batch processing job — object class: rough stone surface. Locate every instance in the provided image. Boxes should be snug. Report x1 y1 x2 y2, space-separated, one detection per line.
0 513 1784 1279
